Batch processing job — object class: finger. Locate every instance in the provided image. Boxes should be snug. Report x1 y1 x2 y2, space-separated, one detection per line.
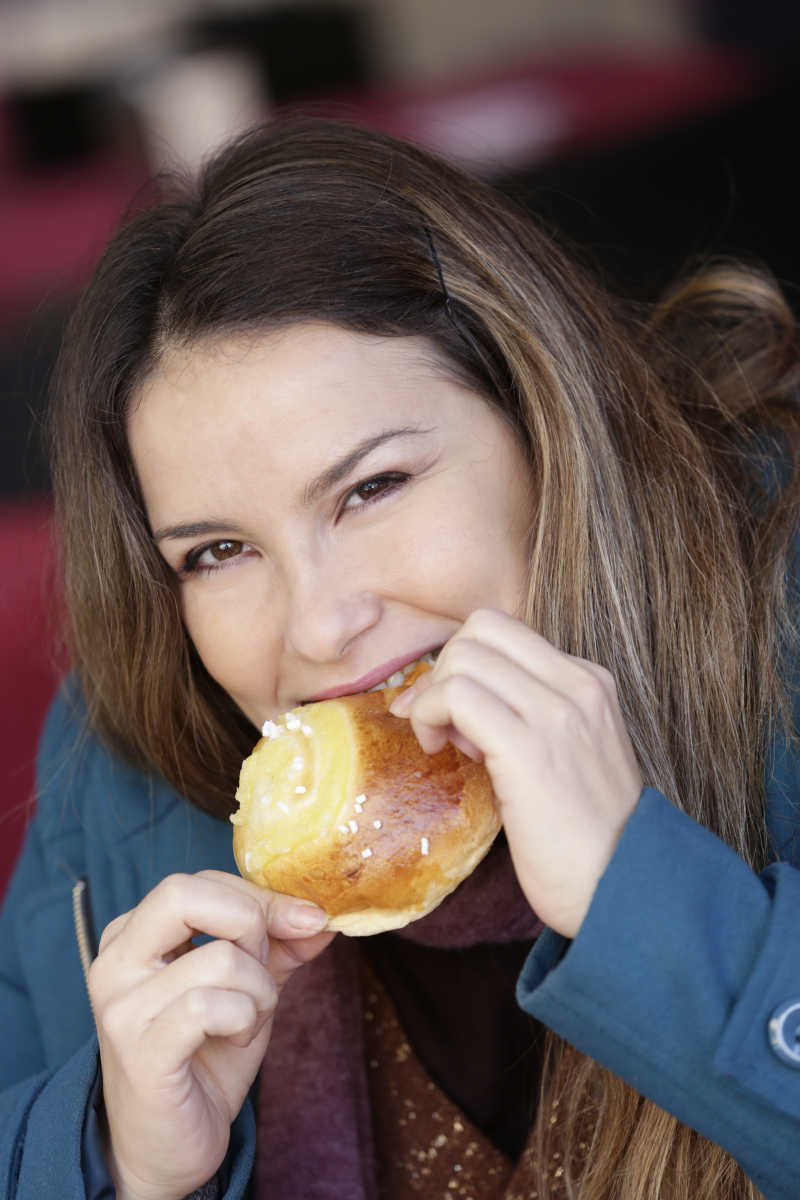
435 637 594 732
192 874 335 992
390 615 576 723
419 633 551 724
103 874 273 969
196 871 329 942
406 672 532 766
103 937 279 1035
394 640 551 757
394 630 616 753
128 986 268 1077
266 927 338 989
388 663 436 715
98 908 135 954
442 608 610 694
99 908 194 966
450 729 484 761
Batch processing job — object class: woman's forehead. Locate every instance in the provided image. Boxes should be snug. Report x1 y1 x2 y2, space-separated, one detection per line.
163 322 453 384
131 323 474 445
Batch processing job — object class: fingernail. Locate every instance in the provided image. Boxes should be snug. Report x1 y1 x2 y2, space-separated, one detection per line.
288 903 328 933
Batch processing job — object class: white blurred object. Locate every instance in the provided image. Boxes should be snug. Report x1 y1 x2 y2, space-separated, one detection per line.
126 49 269 172
0 0 188 87
366 0 690 84
394 81 569 171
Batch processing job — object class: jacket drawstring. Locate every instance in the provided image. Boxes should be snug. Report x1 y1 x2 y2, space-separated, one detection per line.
71 877 98 992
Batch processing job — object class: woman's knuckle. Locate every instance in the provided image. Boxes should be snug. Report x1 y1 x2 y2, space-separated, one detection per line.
243 895 267 938
155 872 193 915
555 696 575 725
442 671 468 700
182 989 204 1022
442 639 471 670
184 987 214 1024
209 938 240 975
97 912 125 953
592 663 616 692
464 608 495 636
575 667 608 708
98 995 128 1044
160 872 191 899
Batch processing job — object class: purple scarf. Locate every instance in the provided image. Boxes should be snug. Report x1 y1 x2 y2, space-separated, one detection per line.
255 839 543 1199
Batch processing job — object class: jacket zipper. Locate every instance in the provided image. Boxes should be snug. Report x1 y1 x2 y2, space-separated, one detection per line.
71 877 98 992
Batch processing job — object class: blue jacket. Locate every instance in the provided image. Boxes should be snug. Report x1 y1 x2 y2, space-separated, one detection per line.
2 681 799 1199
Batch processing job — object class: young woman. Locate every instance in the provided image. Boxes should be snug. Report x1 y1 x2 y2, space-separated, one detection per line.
1 119 799 1200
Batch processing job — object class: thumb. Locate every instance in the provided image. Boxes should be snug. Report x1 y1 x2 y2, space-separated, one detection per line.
268 927 337 989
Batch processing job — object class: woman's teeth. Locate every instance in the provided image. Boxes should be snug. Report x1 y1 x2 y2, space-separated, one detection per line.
366 651 437 693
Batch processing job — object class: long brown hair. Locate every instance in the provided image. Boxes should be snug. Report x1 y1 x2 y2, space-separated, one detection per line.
48 119 800 1197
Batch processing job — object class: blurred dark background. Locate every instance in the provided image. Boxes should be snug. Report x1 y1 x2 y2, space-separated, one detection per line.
1 0 799 888
3 0 800 497
2 0 799 498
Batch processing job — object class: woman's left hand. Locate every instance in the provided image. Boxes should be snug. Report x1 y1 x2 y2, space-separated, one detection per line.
389 608 643 939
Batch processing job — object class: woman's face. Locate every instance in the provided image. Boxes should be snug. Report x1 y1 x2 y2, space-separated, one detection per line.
129 323 533 728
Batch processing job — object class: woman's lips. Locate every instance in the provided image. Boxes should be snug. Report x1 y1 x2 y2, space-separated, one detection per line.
303 647 440 703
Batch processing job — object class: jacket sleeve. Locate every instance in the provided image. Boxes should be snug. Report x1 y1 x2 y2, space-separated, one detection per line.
516 785 800 1200
0 1035 255 1200
0 731 105 1197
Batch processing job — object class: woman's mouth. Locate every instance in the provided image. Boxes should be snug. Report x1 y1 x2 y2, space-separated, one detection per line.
364 650 438 692
301 648 442 704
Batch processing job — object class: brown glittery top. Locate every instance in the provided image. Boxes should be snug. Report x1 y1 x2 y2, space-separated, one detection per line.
361 934 542 1160
361 960 589 1200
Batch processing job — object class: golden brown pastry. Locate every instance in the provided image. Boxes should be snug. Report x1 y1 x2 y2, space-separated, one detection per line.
231 663 499 935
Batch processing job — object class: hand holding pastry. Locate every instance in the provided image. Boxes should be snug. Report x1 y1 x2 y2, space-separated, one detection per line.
88 870 332 1200
389 609 643 939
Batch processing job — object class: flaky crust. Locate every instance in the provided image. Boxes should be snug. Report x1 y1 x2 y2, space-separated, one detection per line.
231 672 500 935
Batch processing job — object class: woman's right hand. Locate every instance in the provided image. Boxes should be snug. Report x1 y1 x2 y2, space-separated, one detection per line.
88 869 334 1200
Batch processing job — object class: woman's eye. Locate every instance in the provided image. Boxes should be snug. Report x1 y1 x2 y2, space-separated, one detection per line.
342 472 409 511
183 539 249 574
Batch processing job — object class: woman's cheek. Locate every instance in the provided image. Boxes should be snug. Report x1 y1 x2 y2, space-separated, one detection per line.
182 591 277 723
391 473 528 617
400 536 509 618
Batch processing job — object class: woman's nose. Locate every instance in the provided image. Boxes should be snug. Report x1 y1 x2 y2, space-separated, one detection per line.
282 554 383 664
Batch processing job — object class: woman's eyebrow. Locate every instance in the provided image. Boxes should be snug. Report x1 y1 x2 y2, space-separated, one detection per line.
301 425 433 506
152 519 247 543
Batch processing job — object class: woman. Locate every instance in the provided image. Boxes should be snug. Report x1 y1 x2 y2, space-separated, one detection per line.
1 119 799 1200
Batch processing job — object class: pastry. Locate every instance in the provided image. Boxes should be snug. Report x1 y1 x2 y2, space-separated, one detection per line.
231 662 499 934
